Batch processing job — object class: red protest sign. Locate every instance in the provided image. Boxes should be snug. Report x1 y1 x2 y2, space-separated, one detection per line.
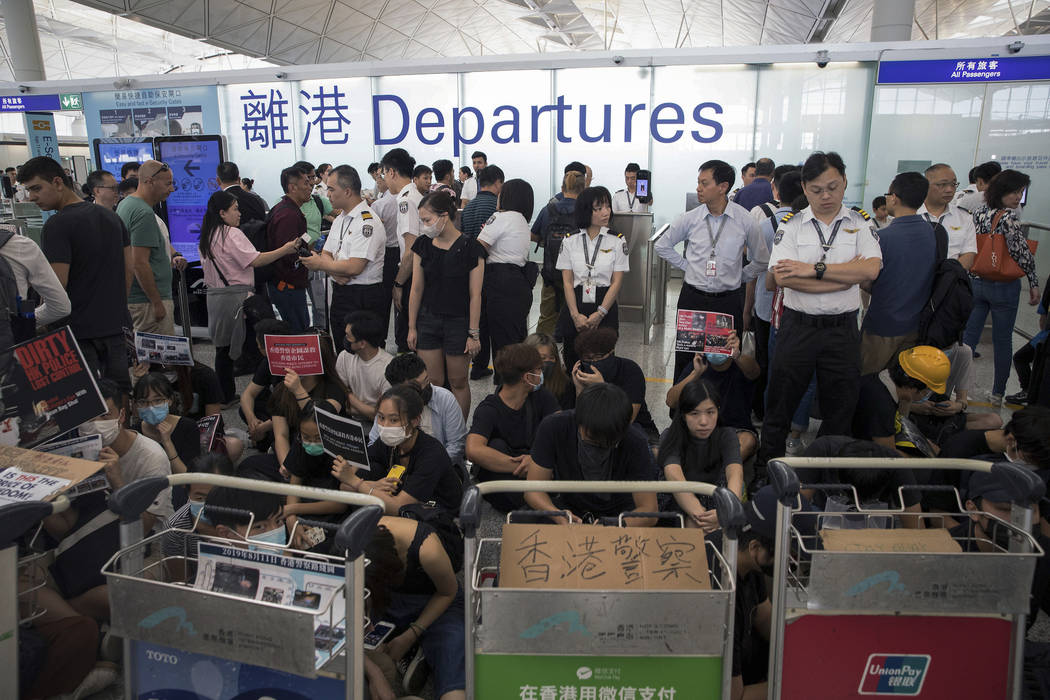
264 334 324 376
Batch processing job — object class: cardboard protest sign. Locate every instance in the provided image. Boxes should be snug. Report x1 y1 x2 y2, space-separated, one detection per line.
499 523 710 591
674 310 734 355
134 331 194 366
0 467 71 504
820 528 962 553
1 327 107 448
0 444 103 501
265 334 324 376
314 405 369 471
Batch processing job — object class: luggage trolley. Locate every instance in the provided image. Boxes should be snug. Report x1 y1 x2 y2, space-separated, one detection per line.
459 479 747 700
102 473 385 700
0 495 72 699
764 457 1045 700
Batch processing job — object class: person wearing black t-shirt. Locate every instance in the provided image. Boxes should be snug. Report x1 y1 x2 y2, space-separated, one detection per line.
408 189 487 419
526 383 657 525
526 332 575 410
466 344 560 512
659 378 744 530
570 328 660 445
334 384 462 515
21 156 134 392
666 330 759 460
239 319 292 450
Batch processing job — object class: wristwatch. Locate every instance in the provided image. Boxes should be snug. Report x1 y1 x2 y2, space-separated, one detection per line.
814 261 827 280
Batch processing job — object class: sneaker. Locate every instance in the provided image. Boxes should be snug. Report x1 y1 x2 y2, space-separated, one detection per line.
990 393 1004 407
71 661 119 700
470 366 493 380
399 646 429 695
785 437 804 457
1005 391 1028 405
99 629 123 663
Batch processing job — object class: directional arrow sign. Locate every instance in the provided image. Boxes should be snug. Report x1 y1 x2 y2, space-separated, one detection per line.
183 160 200 177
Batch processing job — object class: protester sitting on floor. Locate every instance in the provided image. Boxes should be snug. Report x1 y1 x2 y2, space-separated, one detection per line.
205 485 288 548
525 332 575 409
466 343 560 512
525 382 658 526
666 330 760 462
239 318 293 451
364 516 466 699
660 378 745 530
334 385 463 516
336 310 393 424
162 453 237 568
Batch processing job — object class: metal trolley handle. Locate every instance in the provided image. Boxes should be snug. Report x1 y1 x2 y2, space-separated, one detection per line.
460 479 746 538
107 473 386 560
0 495 70 550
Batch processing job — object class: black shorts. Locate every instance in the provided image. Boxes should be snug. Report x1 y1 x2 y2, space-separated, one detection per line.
416 309 469 356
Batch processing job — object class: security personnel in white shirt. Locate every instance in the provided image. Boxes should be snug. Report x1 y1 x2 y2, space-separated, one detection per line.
612 163 650 214
655 159 769 379
758 152 883 468
556 186 630 369
381 148 422 352
477 179 537 359
301 165 387 334
370 168 401 340
920 163 978 270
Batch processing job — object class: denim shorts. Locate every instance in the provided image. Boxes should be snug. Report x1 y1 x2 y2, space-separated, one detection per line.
416 309 469 356
386 589 466 696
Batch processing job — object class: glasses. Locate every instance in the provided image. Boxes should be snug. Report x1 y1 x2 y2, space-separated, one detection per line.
133 397 169 409
97 185 119 192
141 163 170 180
932 180 959 189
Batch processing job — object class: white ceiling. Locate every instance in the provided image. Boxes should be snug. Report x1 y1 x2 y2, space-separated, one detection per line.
3 0 1050 80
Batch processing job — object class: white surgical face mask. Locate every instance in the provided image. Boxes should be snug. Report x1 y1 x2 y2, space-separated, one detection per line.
246 525 286 549
378 424 409 447
420 215 445 237
81 417 120 446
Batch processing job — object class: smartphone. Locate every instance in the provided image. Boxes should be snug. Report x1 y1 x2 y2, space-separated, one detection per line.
363 621 396 650
636 169 653 204
387 465 406 482
296 232 313 257
579 361 593 374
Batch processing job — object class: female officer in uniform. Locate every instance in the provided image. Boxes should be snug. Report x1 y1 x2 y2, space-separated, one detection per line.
555 186 629 370
477 178 536 375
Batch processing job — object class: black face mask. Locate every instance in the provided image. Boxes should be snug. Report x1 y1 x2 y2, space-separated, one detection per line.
420 383 434 405
759 561 776 577
344 338 357 355
578 439 614 481
982 517 1014 551
591 356 617 378
542 360 556 375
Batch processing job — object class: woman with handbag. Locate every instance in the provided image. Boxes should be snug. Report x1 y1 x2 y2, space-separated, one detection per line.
199 190 297 402
963 169 1040 404
476 178 537 379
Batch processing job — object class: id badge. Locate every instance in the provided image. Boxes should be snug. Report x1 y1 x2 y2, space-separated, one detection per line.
583 281 597 304
705 258 718 277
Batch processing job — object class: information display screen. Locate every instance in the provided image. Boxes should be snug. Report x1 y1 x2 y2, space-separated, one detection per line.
93 138 155 178
155 136 224 262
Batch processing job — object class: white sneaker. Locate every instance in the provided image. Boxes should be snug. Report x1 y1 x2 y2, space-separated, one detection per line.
72 662 119 700
785 437 803 456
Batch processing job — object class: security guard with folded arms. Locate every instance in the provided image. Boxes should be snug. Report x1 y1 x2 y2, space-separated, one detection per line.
556 186 629 370
758 151 883 471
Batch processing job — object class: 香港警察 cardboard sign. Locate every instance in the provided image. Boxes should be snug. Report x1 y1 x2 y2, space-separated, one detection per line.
499 523 710 591
819 528 963 553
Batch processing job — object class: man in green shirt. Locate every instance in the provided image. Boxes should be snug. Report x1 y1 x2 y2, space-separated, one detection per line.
118 159 177 344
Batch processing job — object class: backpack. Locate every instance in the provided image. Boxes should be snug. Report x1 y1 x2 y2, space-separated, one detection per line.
539 198 578 286
917 224 974 350
247 202 292 286
0 227 30 378
313 194 331 232
758 202 779 230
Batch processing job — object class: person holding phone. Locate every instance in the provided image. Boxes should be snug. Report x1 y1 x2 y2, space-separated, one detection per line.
555 186 629 370
612 163 651 213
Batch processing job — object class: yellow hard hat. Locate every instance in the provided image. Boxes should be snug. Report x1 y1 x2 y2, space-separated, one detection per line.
898 346 950 395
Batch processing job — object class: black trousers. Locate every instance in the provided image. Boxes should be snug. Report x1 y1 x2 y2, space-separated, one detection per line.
1015 342 1037 389
380 246 400 346
484 263 532 358
394 276 412 353
79 333 131 394
673 284 745 380
752 316 772 420
329 282 386 339
759 308 861 466
557 286 619 370
476 438 527 512
473 285 492 375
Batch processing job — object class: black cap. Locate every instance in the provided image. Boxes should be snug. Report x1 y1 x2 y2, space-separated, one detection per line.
967 471 1026 505
743 485 778 540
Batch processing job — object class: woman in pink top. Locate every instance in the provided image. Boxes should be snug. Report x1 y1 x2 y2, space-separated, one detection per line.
199 190 297 401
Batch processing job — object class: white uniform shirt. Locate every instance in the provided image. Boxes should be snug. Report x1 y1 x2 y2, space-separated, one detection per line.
461 176 478 202
953 186 982 213
478 211 531 265
555 227 630 287
916 202 978 260
395 185 423 257
372 190 400 249
767 205 883 315
322 201 386 286
612 189 649 213
655 200 769 292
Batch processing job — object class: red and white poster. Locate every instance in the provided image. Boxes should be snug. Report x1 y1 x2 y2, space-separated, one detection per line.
674 310 734 355
264 334 324 376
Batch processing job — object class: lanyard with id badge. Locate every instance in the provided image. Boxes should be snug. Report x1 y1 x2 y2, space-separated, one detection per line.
705 215 728 277
812 219 843 261
581 233 603 303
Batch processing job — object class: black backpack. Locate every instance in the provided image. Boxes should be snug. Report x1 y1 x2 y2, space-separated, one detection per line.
539 198 578 286
917 224 974 350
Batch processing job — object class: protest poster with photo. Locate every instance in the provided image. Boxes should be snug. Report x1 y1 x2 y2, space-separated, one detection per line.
197 414 224 454
674 310 734 355
264 334 324 376
37 435 108 496
134 331 194 367
314 405 370 472
1 327 107 448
